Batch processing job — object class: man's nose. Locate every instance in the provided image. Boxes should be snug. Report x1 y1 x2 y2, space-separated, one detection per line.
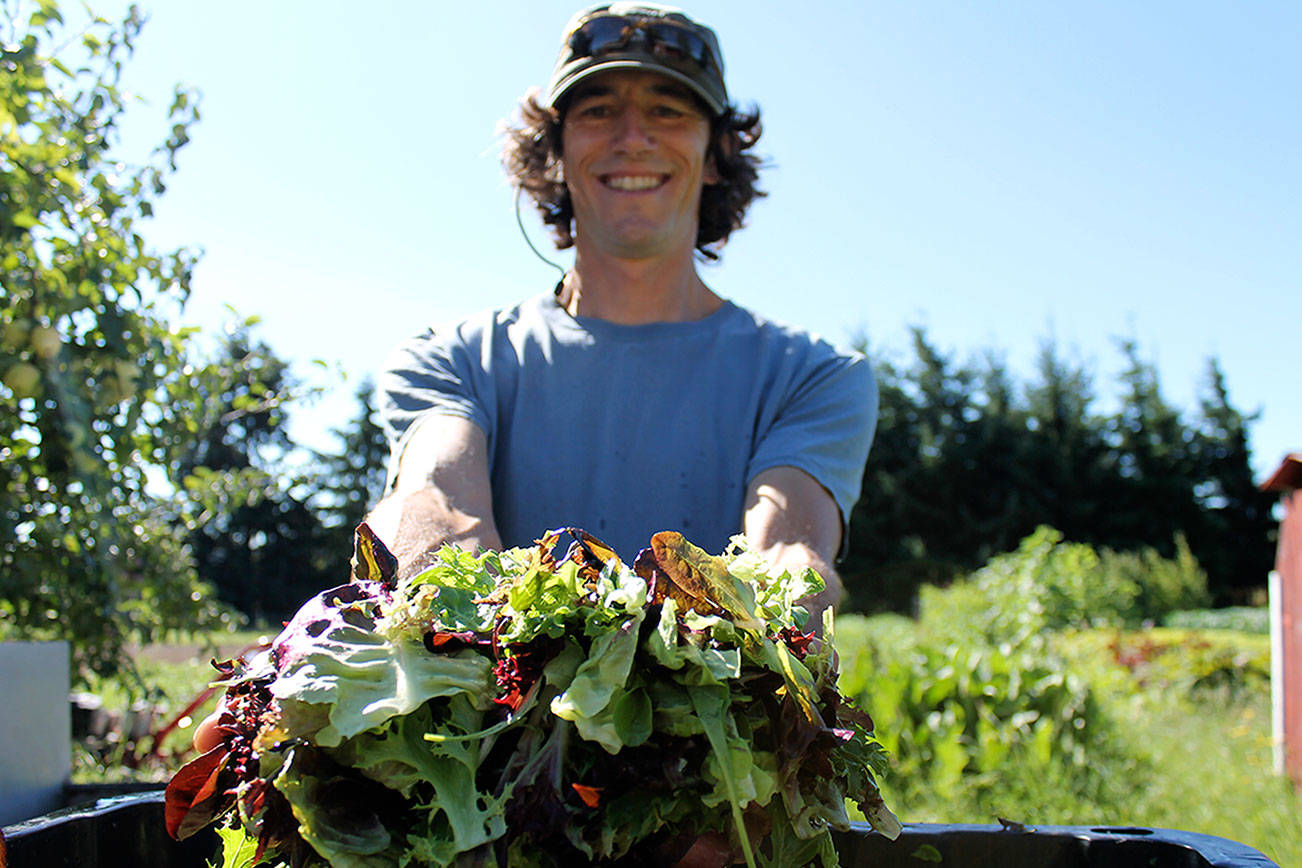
612 109 654 153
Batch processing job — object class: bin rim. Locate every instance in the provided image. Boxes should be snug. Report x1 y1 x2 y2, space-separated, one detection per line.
3 792 1280 868
839 820 1279 868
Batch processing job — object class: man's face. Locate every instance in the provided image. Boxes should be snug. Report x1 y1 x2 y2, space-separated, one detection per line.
560 70 716 261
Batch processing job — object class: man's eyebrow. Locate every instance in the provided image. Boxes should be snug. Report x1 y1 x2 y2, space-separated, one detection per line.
567 81 696 104
568 83 613 102
650 82 696 101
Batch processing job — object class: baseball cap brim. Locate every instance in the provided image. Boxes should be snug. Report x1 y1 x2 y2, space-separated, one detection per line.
544 56 727 116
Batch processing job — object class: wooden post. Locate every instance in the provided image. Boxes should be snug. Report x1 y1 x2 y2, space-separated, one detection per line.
1263 454 1302 789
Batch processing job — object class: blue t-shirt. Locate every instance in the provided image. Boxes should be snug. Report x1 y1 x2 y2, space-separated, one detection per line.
377 291 877 560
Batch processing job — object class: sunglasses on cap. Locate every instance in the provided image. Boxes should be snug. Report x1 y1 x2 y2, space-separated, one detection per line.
567 15 722 82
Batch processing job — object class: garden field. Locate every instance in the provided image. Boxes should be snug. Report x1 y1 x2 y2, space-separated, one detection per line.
838 617 1299 866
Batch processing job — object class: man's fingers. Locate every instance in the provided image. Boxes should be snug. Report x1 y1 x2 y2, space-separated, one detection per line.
192 710 224 753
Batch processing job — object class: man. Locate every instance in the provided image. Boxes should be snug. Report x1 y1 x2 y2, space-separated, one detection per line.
366 2 878 626
196 10 876 863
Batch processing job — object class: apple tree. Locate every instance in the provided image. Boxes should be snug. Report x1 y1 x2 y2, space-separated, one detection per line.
0 1 261 680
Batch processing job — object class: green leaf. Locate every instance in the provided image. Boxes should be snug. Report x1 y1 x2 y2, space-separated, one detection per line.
911 844 944 863
688 683 759 868
214 822 260 868
612 685 652 747
270 626 494 747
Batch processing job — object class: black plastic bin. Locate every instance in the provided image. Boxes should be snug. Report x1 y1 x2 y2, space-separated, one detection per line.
1 790 1281 867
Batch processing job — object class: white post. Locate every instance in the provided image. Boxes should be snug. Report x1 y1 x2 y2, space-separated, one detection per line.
0 641 71 826
1271 570 1285 776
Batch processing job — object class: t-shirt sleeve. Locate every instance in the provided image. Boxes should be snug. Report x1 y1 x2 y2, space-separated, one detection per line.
375 324 493 491
746 348 878 553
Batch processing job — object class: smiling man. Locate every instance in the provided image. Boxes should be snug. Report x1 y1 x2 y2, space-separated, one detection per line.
193 13 880 859
367 2 877 627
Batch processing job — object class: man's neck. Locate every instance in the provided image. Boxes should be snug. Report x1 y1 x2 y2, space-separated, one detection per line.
559 247 722 325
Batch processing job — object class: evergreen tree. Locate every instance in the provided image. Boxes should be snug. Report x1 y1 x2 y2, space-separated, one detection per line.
1105 339 1202 555
181 327 330 623
1023 339 1111 543
958 351 1037 560
311 377 389 563
1191 358 1277 602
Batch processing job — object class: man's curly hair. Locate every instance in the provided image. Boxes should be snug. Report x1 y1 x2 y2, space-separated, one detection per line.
501 89 765 261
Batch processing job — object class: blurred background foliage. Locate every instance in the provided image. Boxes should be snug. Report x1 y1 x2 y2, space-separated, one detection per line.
842 328 1277 615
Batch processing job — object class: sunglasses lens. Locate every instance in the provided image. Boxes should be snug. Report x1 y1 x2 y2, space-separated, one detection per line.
571 17 714 74
646 24 710 68
576 17 632 55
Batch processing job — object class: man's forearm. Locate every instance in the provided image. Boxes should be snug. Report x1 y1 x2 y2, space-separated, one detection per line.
366 415 502 579
757 540 843 633
366 487 502 579
742 466 846 634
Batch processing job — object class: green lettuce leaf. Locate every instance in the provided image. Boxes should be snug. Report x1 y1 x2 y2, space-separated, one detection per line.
688 683 761 868
270 624 493 747
272 746 403 868
345 700 509 864
550 613 644 752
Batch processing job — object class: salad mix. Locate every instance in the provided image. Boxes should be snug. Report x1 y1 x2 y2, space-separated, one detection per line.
165 526 899 867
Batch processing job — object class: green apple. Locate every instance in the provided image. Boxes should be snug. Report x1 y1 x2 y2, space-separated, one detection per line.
1 319 31 352
30 325 61 360
3 362 42 398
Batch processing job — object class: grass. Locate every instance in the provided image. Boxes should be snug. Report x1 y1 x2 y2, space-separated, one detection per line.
1117 687 1302 866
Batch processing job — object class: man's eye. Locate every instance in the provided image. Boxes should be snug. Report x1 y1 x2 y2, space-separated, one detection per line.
577 104 613 119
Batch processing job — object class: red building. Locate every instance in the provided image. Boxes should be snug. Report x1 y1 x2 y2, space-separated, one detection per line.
1263 453 1302 788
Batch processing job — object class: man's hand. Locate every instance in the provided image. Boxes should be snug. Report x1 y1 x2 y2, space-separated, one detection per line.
365 415 502 578
742 465 844 631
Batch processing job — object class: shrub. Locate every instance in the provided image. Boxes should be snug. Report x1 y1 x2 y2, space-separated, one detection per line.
1098 536 1211 623
917 526 1210 639
833 528 1221 820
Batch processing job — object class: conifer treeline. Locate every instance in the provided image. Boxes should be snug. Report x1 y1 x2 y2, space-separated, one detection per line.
842 328 1276 613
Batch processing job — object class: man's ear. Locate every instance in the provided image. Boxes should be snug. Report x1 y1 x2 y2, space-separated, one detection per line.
705 129 735 185
704 154 720 185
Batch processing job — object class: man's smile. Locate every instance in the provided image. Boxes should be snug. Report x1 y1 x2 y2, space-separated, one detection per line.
600 173 670 191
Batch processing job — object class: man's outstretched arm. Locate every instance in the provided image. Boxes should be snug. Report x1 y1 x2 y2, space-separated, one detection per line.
742 465 845 630
195 415 499 754
365 414 502 578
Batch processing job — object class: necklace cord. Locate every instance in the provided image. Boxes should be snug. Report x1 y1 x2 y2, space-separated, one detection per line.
515 188 567 286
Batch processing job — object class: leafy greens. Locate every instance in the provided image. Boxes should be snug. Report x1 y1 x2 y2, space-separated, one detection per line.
165 525 900 867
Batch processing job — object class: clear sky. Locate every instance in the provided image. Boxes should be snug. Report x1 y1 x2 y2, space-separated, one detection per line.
100 0 1299 478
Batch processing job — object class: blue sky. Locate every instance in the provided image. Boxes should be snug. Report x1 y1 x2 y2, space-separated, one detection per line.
100 0 1299 478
